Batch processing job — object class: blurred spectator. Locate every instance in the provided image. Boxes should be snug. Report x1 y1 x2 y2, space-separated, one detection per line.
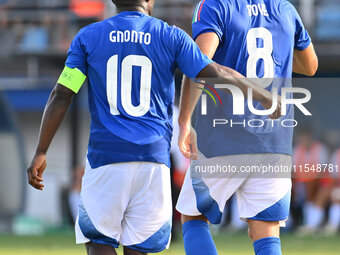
14 0 36 8
51 13 73 52
19 20 49 53
11 15 25 49
19 12 54 53
293 127 331 234
69 0 105 18
0 0 11 9
322 148 340 235
0 11 15 57
37 0 67 8
316 0 340 40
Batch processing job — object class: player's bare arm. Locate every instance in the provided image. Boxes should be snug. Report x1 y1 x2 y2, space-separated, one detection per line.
178 32 219 159
27 84 75 190
178 33 219 126
293 43 318 76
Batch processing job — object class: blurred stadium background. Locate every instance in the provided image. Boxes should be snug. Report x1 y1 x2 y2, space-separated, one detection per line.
0 0 340 254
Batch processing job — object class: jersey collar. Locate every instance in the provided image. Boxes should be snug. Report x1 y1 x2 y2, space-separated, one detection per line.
116 11 147 18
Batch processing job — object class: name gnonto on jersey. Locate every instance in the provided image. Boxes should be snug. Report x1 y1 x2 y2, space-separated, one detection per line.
109 30 151 45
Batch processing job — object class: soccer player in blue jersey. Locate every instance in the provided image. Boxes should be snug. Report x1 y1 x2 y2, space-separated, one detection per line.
176 0 318 255
27 0 280 254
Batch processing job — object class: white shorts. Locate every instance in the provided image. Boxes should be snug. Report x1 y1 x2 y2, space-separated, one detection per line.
75 160 172 253
176 153 292 225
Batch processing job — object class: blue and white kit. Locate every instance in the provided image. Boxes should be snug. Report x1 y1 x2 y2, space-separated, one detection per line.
64 11 212 252
176 0 312 224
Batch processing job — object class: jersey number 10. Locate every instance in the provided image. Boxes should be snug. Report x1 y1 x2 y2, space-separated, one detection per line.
246 27 274 88
107 54 152 117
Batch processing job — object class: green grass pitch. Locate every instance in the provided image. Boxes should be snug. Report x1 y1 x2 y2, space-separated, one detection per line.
0 231 339 255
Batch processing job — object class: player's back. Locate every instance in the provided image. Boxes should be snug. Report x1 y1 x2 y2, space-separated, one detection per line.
78 12 175 137
75 12 176 168
192 0 311 157
65 11 211 168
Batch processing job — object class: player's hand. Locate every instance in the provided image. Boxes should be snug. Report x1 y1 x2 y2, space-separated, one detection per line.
178 124 199 160
262 94 282 120
27 154 46 190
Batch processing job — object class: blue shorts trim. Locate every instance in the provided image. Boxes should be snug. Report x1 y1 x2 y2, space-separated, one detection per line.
248 192 291 222
126 220 172 253
191 177 222 224
78 198 119 248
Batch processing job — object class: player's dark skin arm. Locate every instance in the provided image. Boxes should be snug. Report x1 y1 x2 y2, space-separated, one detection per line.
27 84 75 190
197 63 277 111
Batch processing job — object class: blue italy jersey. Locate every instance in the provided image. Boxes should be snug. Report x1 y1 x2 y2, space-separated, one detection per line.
65 11 212 168
192 0 311 157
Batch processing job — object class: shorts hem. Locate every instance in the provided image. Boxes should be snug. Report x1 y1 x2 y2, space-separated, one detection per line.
125 244 168 253
205 215 222 225
76 239 89 245
175 207 202 217
246 216 288 222
85 239 120 249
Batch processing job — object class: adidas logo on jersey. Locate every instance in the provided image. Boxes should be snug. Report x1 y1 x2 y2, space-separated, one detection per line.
247 4 269 17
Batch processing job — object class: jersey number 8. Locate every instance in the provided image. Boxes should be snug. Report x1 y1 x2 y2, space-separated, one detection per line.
246 27 274 88
107 54 152 117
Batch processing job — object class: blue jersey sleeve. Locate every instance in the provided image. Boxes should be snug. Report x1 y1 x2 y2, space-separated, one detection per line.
291 5 311 50
192 0 227 41
172 27 213 79
65 28 88 75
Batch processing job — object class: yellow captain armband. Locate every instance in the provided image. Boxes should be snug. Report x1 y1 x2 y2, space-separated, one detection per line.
57 66 86 93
